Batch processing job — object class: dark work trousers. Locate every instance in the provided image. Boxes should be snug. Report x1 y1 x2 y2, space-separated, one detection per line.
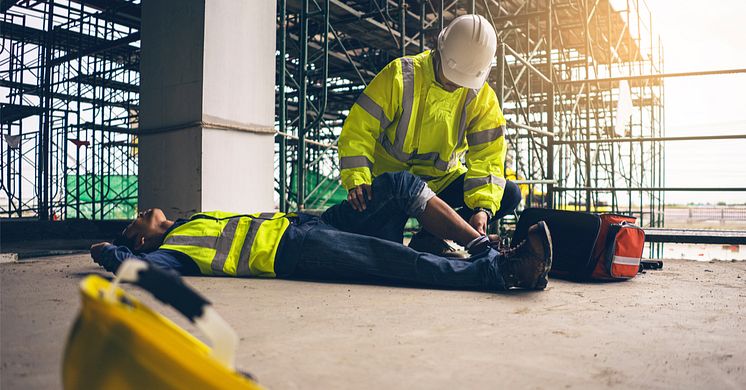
273 172 507 291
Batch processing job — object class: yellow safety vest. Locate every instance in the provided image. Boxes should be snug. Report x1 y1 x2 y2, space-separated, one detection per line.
159 211 291 277
339 50 508 214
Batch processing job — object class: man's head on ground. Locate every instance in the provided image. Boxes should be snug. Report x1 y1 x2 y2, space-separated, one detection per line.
113 208 174 253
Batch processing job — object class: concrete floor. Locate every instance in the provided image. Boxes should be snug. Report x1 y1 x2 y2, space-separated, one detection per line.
1 254 745 389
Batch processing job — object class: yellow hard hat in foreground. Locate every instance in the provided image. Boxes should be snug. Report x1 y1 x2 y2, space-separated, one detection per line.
62 260 263 390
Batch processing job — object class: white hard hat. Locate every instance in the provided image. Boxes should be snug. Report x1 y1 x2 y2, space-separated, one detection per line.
437 14 497 90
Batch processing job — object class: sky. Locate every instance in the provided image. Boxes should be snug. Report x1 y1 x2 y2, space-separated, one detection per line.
643 0 746 204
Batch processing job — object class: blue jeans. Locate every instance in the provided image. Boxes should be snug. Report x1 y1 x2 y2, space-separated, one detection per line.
275 172 507 291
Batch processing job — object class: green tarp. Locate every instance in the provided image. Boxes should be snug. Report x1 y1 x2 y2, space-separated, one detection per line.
65 174 137 220
289 170 347 209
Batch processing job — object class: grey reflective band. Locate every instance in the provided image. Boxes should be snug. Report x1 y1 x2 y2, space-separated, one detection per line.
377 134 405 161
466 126 505 146
433 160 449 171
163 235 218 248
340 155 373 170
387 147 456 172
235 212 275 276
456 89 478 149
409 151 449 171
210 217 241 275
396 57 415 149
356 93 393 129
463 175 507 192
409 150 439 163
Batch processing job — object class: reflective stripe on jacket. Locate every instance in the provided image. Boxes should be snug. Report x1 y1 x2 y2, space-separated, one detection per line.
339 50 507 213
159 211 290 277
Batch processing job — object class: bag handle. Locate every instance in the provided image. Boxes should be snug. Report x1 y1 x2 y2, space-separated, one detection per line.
107 259 239 369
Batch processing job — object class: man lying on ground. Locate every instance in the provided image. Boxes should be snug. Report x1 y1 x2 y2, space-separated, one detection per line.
89 171 552 291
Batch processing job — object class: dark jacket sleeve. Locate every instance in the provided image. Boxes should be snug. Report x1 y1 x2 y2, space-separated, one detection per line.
95 245 200 275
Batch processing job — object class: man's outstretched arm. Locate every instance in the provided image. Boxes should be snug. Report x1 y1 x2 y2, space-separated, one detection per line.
89 242 199 275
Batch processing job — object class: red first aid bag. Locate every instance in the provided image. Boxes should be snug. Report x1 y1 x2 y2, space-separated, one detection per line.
513 208 646 281
590 214 646 280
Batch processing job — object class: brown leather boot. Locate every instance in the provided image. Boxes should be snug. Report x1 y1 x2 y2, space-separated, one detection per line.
408 231 467 259
498 221 553 290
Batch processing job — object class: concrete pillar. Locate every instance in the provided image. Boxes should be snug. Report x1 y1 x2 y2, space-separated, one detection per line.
139 0 276 219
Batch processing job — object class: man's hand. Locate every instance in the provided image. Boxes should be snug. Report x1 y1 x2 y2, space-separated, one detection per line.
347 184 373 211
469 211 489 235
90 242 111 262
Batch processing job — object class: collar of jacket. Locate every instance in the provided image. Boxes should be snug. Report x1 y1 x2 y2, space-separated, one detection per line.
424 50 464 93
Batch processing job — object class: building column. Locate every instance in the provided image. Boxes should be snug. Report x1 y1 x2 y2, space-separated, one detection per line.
138 0 276 218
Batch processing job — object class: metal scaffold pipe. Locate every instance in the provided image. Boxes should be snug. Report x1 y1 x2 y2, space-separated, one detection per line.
546 0 555 208
557 68 746 85
302 0 329 135
276 131 338 149
502 43 552 84
297 0 309 209
506 119 554 137
555 134 746 144
399 0 405 57
279 0 288 212
555 187 746 192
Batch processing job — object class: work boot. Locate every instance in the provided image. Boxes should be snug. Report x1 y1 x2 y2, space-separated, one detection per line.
409 231 467 259
498 221 553 290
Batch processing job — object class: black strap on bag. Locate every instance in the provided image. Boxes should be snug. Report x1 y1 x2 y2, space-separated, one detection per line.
639 259 664 271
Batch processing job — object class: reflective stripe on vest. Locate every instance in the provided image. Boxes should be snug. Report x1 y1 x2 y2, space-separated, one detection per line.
370 57 478 172
467 125 505 146
163 235 217 247
210 217 240 275
395 57 415 150
340 155 374 170
457 89 478 150
356 92 393 129
162 212 276 275
235 213 274 276
464 174 507 192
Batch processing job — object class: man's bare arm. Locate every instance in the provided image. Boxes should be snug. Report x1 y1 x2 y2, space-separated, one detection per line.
417 196 481 247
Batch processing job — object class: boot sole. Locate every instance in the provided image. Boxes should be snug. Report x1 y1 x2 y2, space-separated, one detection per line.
532 221 553 290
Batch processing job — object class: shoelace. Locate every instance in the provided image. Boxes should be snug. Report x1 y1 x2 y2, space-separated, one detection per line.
495 239 527 288
498 238 527 259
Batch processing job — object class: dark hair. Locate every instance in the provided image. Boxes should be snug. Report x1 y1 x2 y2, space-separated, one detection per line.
112 228 141 253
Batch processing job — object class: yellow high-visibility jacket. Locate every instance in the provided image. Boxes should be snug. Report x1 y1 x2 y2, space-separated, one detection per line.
159 211 291 277
339 50 507 214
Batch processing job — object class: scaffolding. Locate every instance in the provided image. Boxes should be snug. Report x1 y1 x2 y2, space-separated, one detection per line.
1 1 665 227
276 0 665 234
1 0 139 220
